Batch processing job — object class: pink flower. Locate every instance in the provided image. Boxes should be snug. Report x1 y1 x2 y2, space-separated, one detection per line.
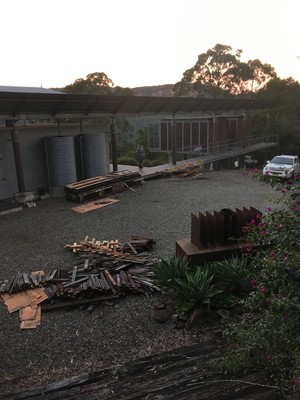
256 213 261 219
260 287 267 294
246 245 253 252
250 278 256 288
266 207 272 213
270 250 276 257
258 222 263 228
296 205 300 212
260 230 265 236
280 188 286 193
293 378 300 385
250 219 256 225
265 354 273 361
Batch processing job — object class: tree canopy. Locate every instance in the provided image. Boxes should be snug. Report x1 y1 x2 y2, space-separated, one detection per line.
173 44 277 98
64 72 132 95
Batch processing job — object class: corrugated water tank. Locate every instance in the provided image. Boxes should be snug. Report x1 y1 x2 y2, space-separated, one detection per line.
45 135 77 195
80 133 109 179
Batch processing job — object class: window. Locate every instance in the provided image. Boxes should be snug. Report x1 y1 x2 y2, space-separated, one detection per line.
148 123 160 149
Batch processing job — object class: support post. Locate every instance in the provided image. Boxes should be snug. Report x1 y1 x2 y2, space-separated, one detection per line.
111 116 118 171
242 113 247 148
172 115 176 165
212 114 217 154
7 120 26 193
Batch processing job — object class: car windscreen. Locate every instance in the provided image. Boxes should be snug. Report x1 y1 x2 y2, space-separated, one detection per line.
271 157 293 165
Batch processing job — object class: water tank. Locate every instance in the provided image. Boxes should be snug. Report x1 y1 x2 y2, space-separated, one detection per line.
45 136 77 195
80 133 109 179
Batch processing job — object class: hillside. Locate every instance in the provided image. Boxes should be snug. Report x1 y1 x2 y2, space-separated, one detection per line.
131 84 174 97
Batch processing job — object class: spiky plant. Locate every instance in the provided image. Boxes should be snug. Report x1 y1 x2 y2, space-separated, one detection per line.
152 255 190 288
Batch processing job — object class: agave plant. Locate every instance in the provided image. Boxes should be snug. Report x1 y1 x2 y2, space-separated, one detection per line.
152 255 190 288
173 267 222 313
211 255 251 296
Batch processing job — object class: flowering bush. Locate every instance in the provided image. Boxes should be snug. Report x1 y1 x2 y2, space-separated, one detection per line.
221 172 300 394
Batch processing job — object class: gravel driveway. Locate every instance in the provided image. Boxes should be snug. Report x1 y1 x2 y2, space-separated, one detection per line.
0 170 279 396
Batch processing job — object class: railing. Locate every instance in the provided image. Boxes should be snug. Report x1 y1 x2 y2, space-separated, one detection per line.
176 133 278 156
149 133 278 165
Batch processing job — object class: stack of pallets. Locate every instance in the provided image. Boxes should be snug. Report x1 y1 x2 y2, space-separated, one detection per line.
64 170 142 203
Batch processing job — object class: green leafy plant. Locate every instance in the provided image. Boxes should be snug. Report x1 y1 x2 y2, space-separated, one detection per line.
211 255 251 296
220 173 300 395
152 256 190 288
173 267 222 313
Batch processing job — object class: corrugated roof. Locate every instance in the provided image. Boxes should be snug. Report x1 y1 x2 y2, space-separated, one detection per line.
0 91 278 120
0 86 64 94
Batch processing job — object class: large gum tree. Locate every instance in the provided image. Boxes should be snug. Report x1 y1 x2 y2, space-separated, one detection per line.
174 44 277 98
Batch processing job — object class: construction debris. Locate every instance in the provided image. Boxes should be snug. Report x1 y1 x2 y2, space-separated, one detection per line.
64 170 143 203
162 161 204 179
71 198 120 213
0 235 160 329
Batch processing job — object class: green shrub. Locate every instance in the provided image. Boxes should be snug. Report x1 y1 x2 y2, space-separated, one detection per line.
149 159 165 167
173 267 222 313
153 256 222 313
211 255 251 296
220 173 300 394
117 156 138 166
152 256 190 288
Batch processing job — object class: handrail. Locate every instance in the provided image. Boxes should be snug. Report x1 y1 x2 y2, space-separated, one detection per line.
176 133 279 155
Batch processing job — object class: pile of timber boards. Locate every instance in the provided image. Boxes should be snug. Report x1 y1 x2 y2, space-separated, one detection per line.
64 170 143 203
0 236 161 328
162 161 204 179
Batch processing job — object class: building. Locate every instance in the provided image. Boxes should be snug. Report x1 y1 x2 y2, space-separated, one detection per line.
0 87 277 200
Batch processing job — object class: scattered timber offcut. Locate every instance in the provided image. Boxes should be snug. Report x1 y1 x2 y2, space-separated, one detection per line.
0 235 160 329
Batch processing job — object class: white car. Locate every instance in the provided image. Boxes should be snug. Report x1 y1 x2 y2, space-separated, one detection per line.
263 155 299 178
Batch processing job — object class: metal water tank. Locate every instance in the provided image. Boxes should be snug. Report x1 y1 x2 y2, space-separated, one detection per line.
45 136 77 195
80 133 109 178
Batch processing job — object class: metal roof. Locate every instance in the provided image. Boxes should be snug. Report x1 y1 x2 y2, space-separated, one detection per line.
0 91 278 120
0 86 64 95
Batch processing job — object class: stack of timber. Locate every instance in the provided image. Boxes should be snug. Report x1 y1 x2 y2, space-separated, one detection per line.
64 170 143 203
162 160 204 179
0 236 160 316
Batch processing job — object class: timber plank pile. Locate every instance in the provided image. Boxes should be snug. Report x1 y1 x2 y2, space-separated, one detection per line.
0 236 160 328
64 170 143 203
162 160 204 179
7 340 281 400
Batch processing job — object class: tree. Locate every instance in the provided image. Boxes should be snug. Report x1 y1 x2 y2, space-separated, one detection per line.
64 72 114 94
115 117 135 156
64 72 132 96
255 77 300 154
174 44 276 98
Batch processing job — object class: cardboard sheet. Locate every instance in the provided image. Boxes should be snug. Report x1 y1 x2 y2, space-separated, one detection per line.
1 288 48 313
72 198 120 213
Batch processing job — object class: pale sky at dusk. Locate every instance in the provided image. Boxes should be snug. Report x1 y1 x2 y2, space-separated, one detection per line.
1 0 300 89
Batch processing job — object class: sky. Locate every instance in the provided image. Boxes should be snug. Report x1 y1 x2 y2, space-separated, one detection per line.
1 0 300 89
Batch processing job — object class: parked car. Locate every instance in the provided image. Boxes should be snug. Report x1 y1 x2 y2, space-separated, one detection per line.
263 155 299 178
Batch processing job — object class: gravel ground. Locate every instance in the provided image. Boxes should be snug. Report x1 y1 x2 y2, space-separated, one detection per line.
0 169 280 396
